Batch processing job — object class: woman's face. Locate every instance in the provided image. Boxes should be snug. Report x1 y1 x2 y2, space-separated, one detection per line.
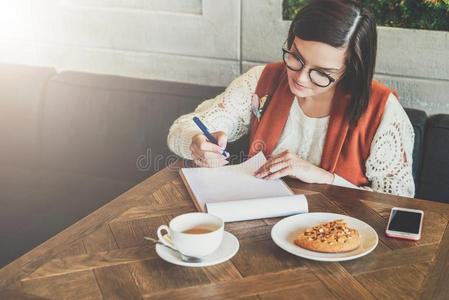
286 37 347 99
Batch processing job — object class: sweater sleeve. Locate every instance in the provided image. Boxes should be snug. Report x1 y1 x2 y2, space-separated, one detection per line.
364 93 415 197
167 65 265 159
332 93 416 197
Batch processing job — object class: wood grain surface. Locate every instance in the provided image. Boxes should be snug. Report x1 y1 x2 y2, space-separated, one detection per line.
1 161 448 300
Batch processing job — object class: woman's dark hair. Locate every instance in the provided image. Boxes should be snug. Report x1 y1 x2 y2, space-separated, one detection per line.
287 0 377 128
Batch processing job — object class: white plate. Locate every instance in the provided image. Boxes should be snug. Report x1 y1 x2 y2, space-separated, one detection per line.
155 231 239 267
271 213 378 262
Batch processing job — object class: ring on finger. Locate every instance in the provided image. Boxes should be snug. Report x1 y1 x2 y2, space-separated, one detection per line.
194 157 205 166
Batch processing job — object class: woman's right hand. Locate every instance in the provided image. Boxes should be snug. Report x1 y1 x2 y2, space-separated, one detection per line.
190 131 229 168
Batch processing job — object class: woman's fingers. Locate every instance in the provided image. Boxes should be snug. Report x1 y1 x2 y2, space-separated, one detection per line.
192 154 228 168
255 159 289 178
267 160 290 174
212 131 228 150
254 162 273 177
192 143 227 161
264 155 290 170
192 152 228 167
263 166 291 180
191 133 227 156
202 150 225 160
191 146 228 168
254 151 290 176
190 133 229 168
193 158 209 168
192 134 223 154
254 150 291 175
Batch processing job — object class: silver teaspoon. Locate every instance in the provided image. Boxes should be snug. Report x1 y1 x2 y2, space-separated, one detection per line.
143 236 202 263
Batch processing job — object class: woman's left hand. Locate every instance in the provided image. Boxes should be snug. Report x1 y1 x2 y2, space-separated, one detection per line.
254 150 334 184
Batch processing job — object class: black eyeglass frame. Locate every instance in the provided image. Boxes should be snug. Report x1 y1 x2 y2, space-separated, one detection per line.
281 47 337 88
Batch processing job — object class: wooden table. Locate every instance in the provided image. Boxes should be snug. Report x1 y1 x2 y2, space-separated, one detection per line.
1 161 449 300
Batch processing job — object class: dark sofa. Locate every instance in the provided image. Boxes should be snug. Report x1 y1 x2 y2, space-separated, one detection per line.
0 63 447 268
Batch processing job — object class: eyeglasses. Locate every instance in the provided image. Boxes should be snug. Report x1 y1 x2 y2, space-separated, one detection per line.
282 45 338 88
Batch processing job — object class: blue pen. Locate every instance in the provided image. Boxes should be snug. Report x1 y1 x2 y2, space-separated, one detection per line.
193 117 230 159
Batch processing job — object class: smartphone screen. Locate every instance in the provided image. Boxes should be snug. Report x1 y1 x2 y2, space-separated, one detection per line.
388 210 422 234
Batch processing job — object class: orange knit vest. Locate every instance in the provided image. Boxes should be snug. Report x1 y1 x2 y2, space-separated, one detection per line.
248 62 395 186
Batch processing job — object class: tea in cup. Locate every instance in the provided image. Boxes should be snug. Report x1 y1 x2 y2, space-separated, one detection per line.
156 212 224 257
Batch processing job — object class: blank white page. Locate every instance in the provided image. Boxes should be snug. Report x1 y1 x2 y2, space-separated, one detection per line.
180 152 294 211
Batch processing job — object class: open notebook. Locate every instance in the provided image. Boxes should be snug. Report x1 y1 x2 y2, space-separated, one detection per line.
179 151 308 222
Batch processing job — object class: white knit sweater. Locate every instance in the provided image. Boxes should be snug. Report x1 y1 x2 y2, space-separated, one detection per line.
168 65 415 197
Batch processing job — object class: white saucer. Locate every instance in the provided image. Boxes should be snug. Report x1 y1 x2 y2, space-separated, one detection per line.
155 231 239 267
271 213 378 262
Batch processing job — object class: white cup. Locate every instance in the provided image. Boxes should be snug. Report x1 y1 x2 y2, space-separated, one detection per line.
157 212 224 257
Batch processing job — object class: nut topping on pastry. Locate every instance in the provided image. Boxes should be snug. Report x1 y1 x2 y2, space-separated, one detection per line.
294 219 361 253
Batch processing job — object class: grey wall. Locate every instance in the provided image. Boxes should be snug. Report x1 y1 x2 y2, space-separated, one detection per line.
1 0 448 115
0 0 241 86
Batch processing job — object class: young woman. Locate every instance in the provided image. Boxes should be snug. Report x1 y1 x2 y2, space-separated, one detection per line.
167 0 415 197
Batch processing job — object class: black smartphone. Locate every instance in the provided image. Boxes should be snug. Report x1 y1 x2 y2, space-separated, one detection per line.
386 207 424 241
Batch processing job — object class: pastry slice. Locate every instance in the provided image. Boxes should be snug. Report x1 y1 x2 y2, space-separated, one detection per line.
294 219 361 253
